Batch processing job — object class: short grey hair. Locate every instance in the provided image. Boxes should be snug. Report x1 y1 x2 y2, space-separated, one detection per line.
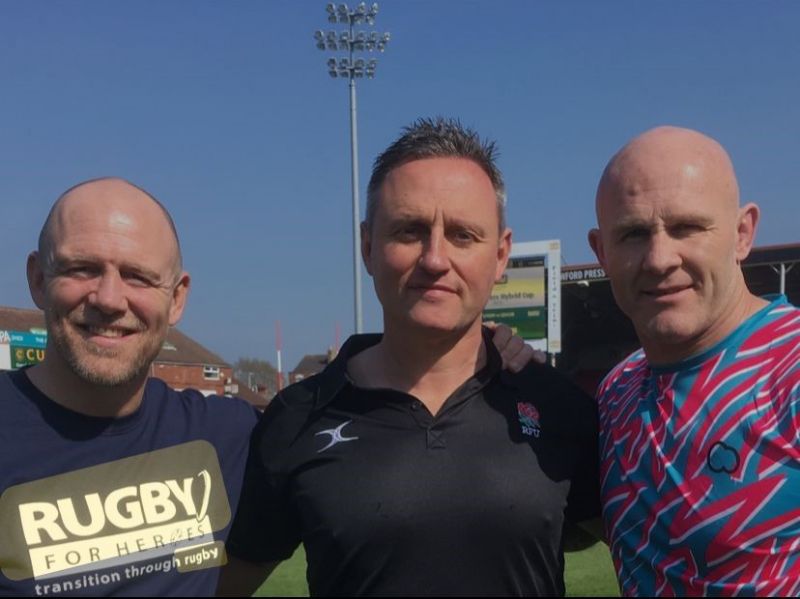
365 117 507 231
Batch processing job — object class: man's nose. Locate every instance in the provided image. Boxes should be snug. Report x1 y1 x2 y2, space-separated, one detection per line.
418 230 450 274
87 270 128 314
642 231 682 274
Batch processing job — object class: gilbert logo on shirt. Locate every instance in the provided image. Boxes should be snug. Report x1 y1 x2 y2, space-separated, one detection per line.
315 420 359 453
0 441 230 585
517 402 541 438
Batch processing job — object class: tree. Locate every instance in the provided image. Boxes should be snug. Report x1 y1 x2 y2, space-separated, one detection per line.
233 357 279 396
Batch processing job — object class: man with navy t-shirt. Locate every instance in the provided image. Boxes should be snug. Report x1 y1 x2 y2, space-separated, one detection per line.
0 178 259 596
588 127 800 595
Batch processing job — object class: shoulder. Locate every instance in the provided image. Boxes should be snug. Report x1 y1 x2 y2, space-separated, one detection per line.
503 361 590 401
251 370 333 448
499 362 597 434
256 333 380 433
144 378 260 433
596 348 647 398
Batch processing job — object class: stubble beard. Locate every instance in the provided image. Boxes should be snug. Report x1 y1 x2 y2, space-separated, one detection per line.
46 309 162 388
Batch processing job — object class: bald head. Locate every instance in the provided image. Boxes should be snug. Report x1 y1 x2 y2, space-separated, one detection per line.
39 177 182 278
596 126 740 225
588 126 763 363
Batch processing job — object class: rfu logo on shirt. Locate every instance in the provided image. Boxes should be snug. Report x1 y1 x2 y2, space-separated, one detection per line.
517 402 541 438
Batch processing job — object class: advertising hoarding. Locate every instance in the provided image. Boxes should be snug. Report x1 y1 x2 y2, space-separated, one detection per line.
0 330 47 370
483 240 561 354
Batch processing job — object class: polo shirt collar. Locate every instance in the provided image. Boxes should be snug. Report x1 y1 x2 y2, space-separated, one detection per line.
313 328 505 411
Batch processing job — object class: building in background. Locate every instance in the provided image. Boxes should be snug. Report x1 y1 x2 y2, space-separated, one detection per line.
289 347 338 384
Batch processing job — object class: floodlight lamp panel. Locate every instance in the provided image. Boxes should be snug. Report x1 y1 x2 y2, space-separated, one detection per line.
327 57 337 67
317 41 326 50
338 3 348 14
326 2 336 13
329 70 338 78
314 30 324 40
328 14 337 23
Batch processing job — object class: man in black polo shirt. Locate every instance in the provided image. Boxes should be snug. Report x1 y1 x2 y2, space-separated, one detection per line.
221 118 599 596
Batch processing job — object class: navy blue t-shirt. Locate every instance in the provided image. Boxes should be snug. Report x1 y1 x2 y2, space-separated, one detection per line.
0 370 259 597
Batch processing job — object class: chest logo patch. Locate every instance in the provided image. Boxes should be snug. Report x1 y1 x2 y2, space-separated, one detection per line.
315 420 359 453
517 402 541 438
0 440 230 588
707 440 740 474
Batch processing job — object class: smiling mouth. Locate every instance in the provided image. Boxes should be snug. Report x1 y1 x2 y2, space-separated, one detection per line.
411 284 457 295
78 324 138 338
641 286 692 298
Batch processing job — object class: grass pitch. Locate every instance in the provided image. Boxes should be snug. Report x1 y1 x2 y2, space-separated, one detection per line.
254 529 619 597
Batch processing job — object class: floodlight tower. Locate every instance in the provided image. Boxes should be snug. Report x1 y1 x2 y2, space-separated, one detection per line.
315 2 390 334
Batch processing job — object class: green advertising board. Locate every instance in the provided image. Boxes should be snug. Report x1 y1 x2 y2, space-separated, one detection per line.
483 240 561 354
483 256 547 339
0 330 47 370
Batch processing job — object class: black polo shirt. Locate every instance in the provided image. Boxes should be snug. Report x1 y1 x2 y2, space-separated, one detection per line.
227 332 599 596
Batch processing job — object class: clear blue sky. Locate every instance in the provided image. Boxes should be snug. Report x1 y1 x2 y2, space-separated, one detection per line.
2 1 798 371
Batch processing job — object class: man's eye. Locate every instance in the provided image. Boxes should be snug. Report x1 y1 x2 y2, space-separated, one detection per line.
124 273 152 287
395 226 422 240
672 223 705 237
620 229 648 242
451 230 476 245
64 266 95 278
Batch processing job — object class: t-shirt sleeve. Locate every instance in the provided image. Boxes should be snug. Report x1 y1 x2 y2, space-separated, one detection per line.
225 396 302 563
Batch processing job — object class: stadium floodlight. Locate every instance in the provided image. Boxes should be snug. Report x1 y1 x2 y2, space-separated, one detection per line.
313 3 391 334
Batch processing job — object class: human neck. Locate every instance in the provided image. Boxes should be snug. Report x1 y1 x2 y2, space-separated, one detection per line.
26 358 147 418
643 288 770 366
348 321 487 416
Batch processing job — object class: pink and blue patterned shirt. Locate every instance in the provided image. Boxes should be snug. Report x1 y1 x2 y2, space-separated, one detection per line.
598 296 800 596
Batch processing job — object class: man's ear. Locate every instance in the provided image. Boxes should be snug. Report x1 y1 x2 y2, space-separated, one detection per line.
360 221 373 276
734 202 760 263
27 251 47 310
494 228 512 282
588 228 607 269
168 272 191 326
